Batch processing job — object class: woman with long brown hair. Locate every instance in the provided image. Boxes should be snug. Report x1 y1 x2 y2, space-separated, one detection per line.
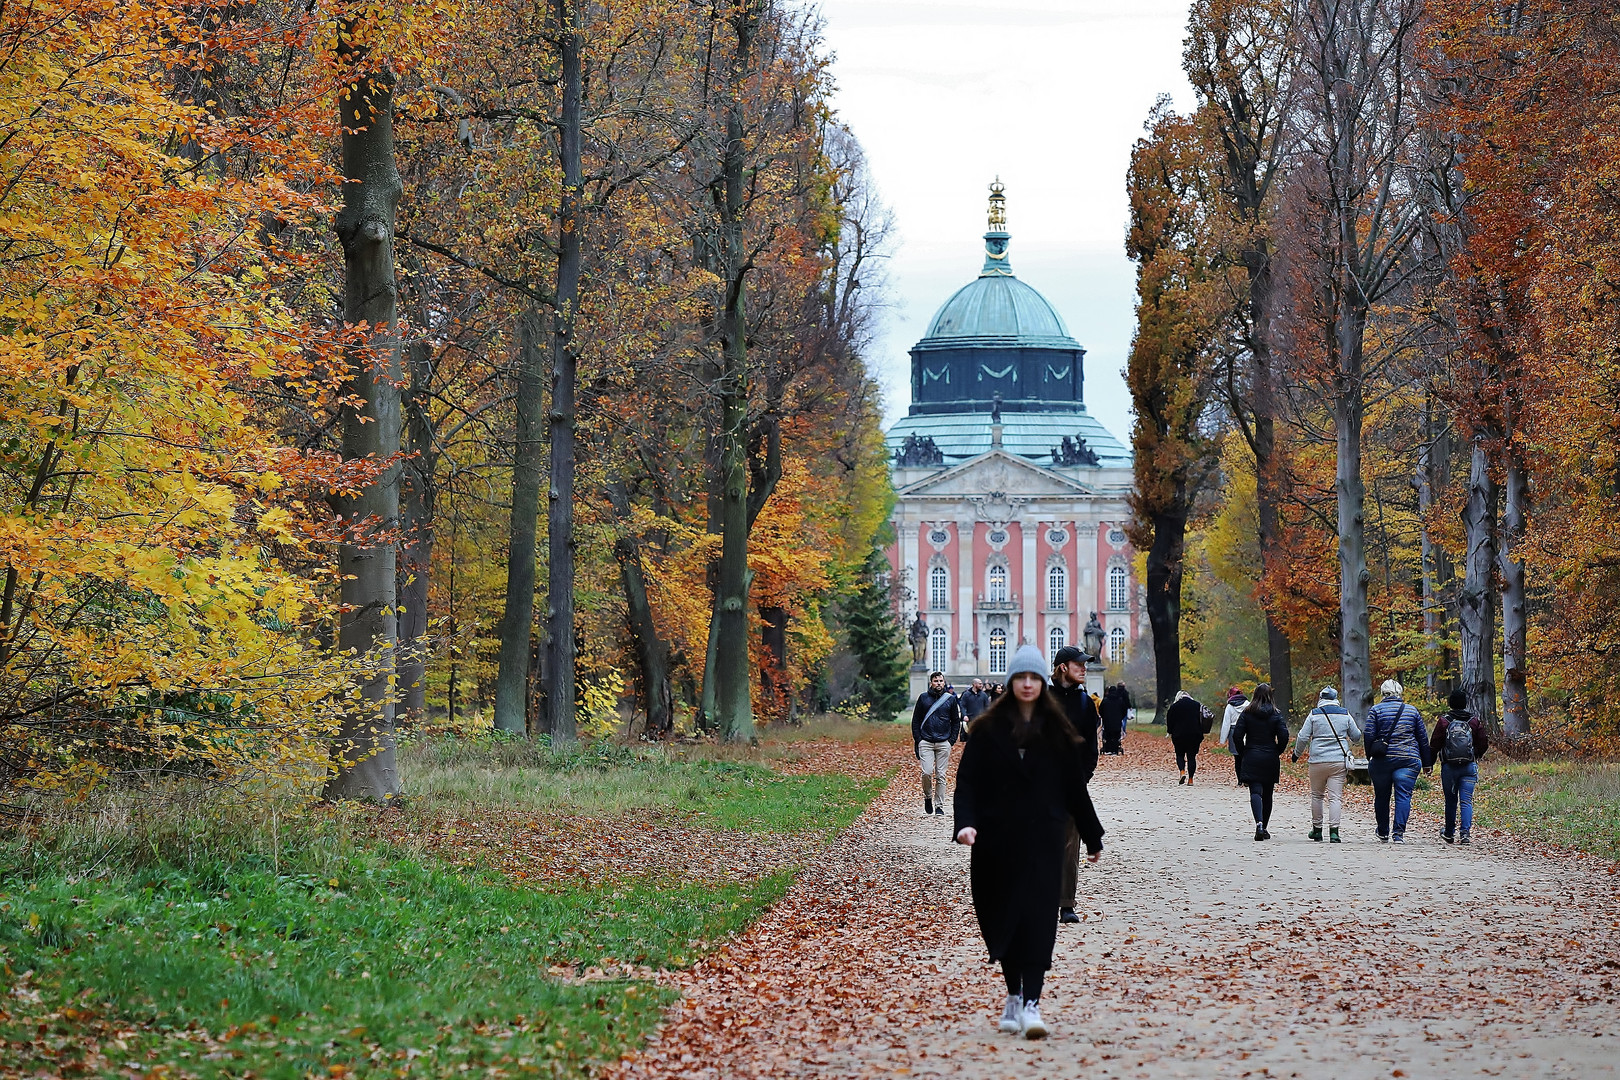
954 644 1104 1039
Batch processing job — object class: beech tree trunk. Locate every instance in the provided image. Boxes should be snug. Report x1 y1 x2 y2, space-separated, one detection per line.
1144 509 1187 725
493 310 544 734
543 0 583 745
1252 409 1294 718
1334 311 1372 719
1500 443 1528 736
1459 436 1500 733
398 339 435 725
325 57 403 802
1417 401 1455 698
711 3 763 744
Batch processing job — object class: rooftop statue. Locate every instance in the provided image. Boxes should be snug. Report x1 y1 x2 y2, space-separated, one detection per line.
895 434 945 468
1051 434 1101 467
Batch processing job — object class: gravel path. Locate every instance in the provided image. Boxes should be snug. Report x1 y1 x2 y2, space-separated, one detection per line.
610 743 1620 1079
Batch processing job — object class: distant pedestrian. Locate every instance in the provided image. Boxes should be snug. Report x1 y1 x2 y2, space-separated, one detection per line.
961 678 993 721
1362 679 1432 843
1165 690 1207 785
1430 689 1489 845
1099 684 1129 755
911 671 965 817
1220 685 1248 785
954 644 1104 1040
1290 687 1361 843
1231 683 1289 841
1049 645 1100 925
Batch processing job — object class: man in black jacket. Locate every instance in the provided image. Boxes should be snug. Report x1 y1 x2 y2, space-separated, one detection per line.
1050 645 1100 923
911 671 965 816
960 678 992 721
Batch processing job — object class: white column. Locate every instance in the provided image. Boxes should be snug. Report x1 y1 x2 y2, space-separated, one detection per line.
899 520 919 616
1076 521 1100 628
957 518 975 658
1020 513 1037 645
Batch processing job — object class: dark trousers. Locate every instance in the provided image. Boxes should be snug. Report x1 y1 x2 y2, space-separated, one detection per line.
1060 819 1078 908
1003 962 1046 1002
1175 745 1199 780
1248 782 1275 825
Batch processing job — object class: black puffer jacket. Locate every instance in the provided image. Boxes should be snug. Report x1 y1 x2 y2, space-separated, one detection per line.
1231 703 1289 785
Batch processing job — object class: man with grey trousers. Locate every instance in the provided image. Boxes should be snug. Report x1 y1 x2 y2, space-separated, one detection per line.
911 671 965 816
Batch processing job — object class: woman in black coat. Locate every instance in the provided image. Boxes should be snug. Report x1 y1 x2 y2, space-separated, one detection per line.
1164 690 1207 785
1230 682 1289 841
954 644 1104 1040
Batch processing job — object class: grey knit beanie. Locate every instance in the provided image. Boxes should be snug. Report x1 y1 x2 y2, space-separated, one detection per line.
1005 644 1049 683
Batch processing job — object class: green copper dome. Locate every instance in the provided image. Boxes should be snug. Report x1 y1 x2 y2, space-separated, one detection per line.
922 274 1074 345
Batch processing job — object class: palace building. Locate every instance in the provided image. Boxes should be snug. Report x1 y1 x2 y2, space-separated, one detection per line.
886 181 1142 688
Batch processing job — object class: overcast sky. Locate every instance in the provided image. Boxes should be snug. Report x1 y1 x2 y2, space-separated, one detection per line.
814 0 1195 444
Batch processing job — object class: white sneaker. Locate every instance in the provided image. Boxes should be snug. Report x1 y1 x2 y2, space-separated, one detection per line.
998 994 1022 1033
1020 999 1048 1039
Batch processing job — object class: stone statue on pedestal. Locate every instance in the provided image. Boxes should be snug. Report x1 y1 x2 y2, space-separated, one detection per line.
908 612 930 665
1083 610 1106 662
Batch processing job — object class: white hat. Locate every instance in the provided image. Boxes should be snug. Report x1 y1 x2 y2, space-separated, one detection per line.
1006 644 1050 683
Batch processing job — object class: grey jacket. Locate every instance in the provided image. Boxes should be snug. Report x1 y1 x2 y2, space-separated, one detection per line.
1294 701 1362 764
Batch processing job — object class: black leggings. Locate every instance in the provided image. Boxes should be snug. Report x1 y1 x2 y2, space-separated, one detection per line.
1003 962 1046 1002
1248 782 1274 825
1176 746 1199 779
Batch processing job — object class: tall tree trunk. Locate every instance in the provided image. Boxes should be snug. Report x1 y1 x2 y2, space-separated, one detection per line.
1417 399 1455 698
398 339 436 725
760 604 789 723
1144 509 1187 725
493 309 545 734
1500 441 1528 736
617 533 674 738
1459 435 1500 733
1334 317 1372 718
1252 411 1294 718
325 56 403 801
543 0 583 745
711 5 762 744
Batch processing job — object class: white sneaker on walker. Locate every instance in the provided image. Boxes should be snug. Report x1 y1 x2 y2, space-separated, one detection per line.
998 994 1022 1033
1020 1000 1048 1039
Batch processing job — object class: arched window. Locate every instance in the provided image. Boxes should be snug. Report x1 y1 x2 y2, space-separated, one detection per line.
1049 624 1066 663
929 565 949 610
988 628 1008 675
1047 565 1067 610
1109 626 1128 662
930 627 948 672
988 564 1008 603
1108 565 1129 610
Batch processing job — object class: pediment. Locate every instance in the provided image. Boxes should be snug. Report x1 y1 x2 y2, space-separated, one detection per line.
897 450 1091 500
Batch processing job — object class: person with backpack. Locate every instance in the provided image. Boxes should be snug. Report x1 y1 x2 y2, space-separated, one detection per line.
911 671 965 816
1164 690 1207 785
1219 685 1248 785
1290 687 1362 842
1361 679 1433 843
954 644 1104 1040
1430 689 1490 844
1230 683 1289 840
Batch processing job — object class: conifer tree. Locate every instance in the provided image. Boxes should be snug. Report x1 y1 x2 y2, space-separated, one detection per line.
842 548 909 716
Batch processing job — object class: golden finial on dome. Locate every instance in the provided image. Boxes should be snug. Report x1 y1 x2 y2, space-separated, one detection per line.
987 177 1006 231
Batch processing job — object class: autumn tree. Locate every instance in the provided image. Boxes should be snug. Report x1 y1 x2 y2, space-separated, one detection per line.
1184 0 1301 714
1125 102 1226 723
1288 0 1426 716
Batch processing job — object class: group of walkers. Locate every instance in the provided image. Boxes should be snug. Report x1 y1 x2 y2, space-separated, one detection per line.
1212 679 1490 845
912 660 1493 1042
